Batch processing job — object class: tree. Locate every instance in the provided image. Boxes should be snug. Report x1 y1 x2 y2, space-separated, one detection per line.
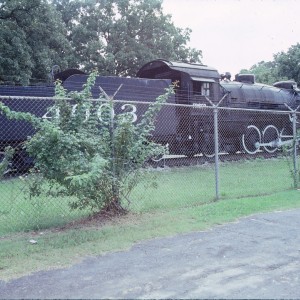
239 44 300 86
0 72 174 214
54 0 202 76
239 61 286 85
274 43 300 86
0 0 202 84
0 0 72 85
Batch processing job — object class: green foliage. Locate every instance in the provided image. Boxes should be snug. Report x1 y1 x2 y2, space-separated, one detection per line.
240 61 287 85
0 0 202 84
0 146 14 177
0 72 174 213
50 0 202 76
282 127 300 189
274 43 300 86
0 0 72 85
240 43 300 86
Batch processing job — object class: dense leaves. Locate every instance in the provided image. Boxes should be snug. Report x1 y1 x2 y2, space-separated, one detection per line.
0 0 71 85
0 146 14 177
240 61 287 86
0 0 202 84
240 43 300 86
0 72 174 213
275 44 300 85
58 0 202 76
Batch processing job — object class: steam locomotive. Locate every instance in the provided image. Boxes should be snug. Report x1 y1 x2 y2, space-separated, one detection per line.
137 59 300 156
0 59 299 171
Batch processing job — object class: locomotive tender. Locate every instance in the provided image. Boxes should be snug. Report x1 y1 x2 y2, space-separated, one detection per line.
0 59 300 170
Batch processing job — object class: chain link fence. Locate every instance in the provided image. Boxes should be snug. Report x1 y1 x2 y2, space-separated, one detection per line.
0 93 299 237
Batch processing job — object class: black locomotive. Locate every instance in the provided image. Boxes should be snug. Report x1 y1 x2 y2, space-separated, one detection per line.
0 71 174 171
0 59 299 171
138 60 300 156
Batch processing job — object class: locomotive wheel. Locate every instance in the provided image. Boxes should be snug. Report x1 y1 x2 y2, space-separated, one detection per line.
203 151 215 158
151 153 164 162
150 144 167 162
225 143 238 154
183 142 196 158
242 125 261 154
262 125 279 153
202 142 215 158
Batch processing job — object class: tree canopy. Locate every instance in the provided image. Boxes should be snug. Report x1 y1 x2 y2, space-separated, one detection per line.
240 43 300 86
0 0 202 84
0 0 71 85
274 43 300 85
239 61 285 86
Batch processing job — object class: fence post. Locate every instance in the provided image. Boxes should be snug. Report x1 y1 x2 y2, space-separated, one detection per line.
292 111 298 188
205 93 228 200
213 107 220 200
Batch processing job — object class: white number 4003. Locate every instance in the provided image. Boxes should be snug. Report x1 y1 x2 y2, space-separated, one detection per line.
42 103 138 123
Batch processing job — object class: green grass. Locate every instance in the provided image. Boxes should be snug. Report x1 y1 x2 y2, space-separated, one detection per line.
0 157 295 236
1 189 300 281
0 178 90 236
131 157 293 211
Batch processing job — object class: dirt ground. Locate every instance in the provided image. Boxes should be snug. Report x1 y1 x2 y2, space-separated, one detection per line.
1 209 300 299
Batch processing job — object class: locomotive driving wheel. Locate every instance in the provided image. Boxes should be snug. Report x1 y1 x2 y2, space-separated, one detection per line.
262 125 279 153
202 141 215 158
203 151 215 158
151 153 164 162
242 125 261 154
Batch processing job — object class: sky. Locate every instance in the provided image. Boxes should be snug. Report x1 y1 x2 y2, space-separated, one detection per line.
162 0 300 76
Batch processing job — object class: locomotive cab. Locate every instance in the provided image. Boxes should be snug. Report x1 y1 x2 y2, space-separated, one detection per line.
137 59 221 156
137 59 220 104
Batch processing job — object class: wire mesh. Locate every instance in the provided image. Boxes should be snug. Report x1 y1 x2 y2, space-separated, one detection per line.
0 93 299 237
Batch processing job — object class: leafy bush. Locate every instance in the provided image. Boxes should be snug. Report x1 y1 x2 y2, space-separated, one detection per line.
0 72 174 214
0 146 14 178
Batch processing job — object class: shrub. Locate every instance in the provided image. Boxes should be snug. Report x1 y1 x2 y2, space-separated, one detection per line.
0 72 174 214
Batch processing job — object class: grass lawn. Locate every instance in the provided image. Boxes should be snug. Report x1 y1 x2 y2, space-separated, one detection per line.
1 189 300 281
0 156 299 280
0 156 295 236
130 156 293 211
0 178 90 236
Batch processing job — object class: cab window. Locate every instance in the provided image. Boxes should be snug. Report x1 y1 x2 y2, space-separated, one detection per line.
201 82 210 96
193 81 211 97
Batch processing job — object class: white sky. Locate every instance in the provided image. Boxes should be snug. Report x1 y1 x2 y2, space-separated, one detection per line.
162 0 300 76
